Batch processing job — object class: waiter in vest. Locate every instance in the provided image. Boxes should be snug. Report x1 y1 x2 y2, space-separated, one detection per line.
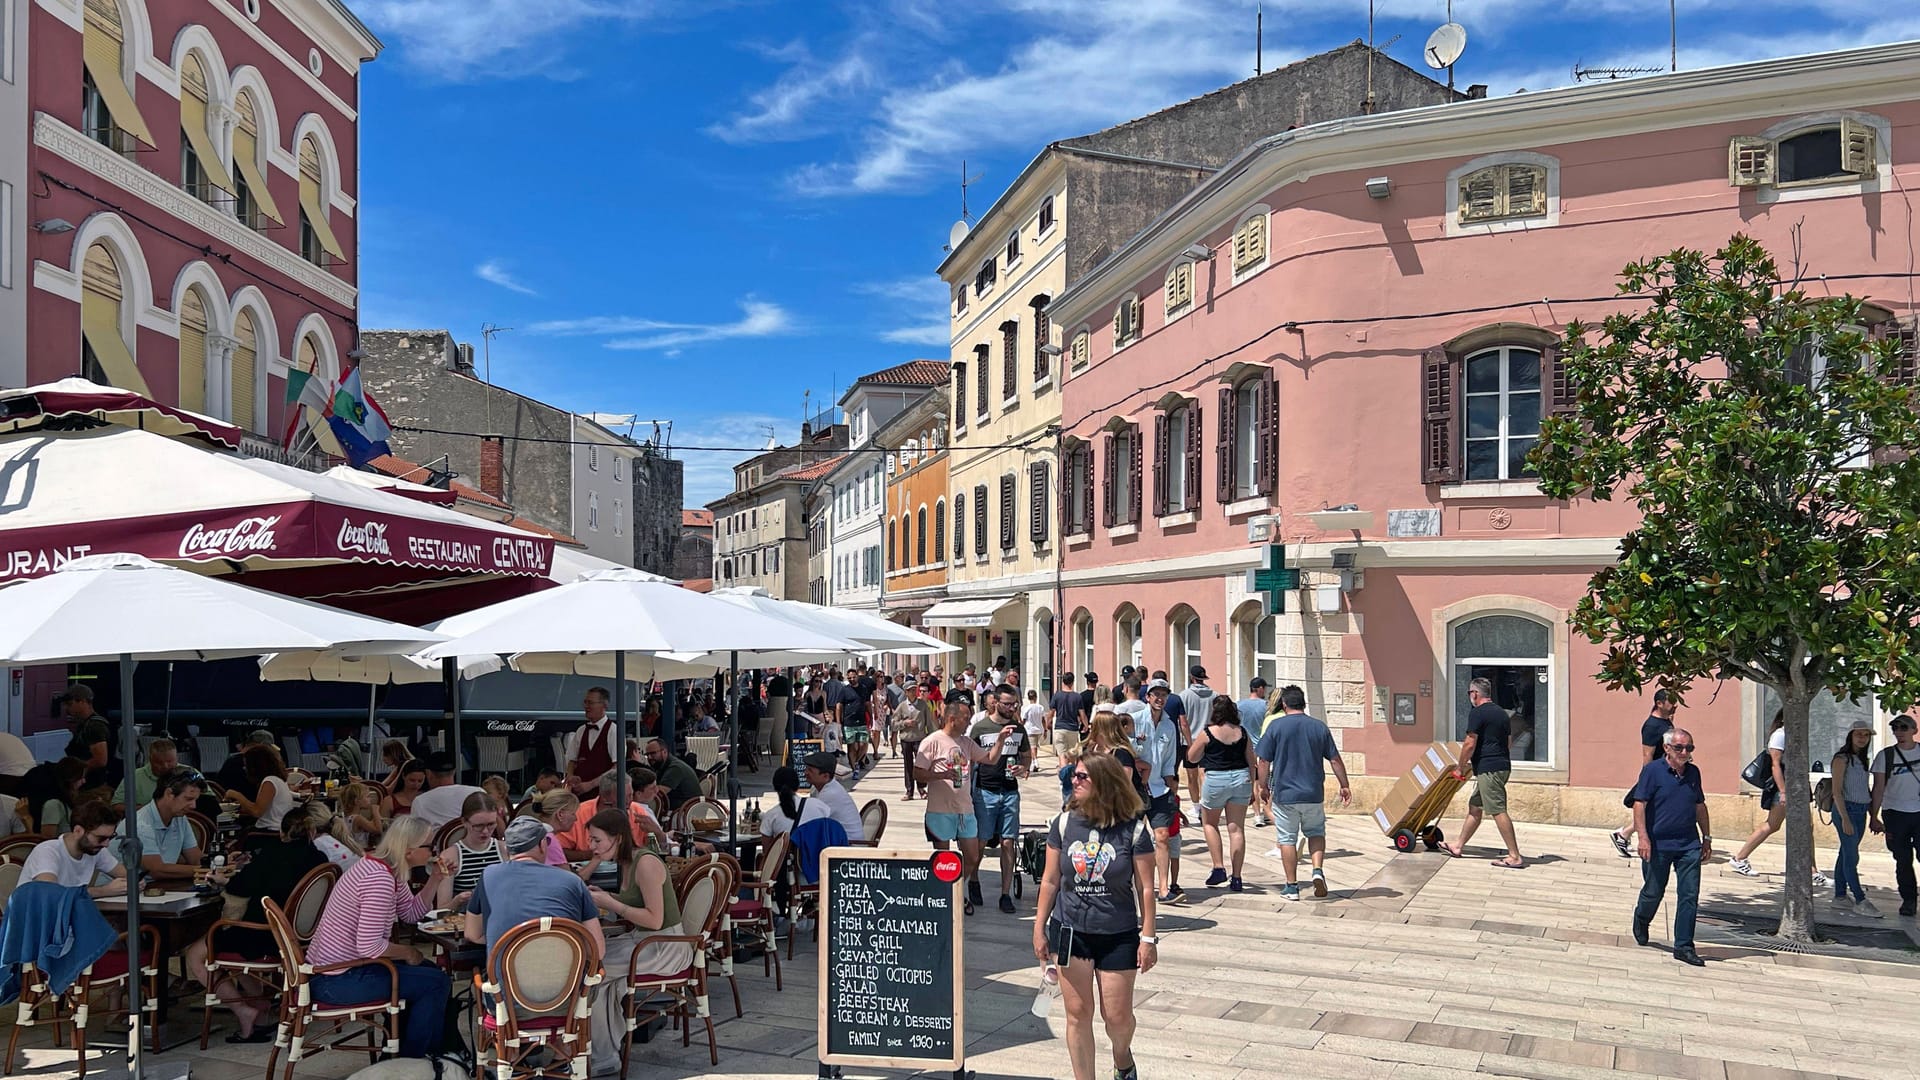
564 686 618 798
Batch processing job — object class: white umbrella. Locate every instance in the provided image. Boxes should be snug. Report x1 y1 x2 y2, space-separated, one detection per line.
709 588 956 656
419 568 863 818
0 553 442 1080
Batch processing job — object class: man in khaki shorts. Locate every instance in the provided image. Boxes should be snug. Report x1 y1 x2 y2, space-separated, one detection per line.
1046 672 1085 758
1441 677 1524 868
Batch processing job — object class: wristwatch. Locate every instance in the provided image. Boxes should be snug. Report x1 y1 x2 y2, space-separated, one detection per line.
1139 934 1159 945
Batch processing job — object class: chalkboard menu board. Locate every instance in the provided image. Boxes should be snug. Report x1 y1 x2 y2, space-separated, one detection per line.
787 738 823 788
817 848 965 1070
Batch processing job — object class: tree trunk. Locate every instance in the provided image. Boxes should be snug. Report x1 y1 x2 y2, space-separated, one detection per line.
1776 689 1816 941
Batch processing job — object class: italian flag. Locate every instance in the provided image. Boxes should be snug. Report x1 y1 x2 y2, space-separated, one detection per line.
281 368 334 450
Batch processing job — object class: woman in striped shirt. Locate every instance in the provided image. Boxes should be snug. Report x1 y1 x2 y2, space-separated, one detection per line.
305 815 451 1060
435 791 505 909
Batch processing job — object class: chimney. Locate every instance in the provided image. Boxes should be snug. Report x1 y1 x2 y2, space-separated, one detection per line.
454 343 476 374
1466 84 1489 100
800 421 813 441
479 434 504 499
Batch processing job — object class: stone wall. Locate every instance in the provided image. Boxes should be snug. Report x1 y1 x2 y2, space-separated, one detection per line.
628 451 683 576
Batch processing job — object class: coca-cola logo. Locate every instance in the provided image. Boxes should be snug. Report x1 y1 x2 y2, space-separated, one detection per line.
179 515 282 558
336 519 392 557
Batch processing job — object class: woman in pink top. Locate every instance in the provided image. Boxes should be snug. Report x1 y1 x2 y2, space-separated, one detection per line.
304 815 452 1060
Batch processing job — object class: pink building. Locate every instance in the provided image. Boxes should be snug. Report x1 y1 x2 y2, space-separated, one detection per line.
1048 42 1920 825
17 0 376 443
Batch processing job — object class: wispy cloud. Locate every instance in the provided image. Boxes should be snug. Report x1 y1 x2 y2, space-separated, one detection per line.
855 277 950 348
528 300 797 352
673 411 792 504
354 0 656 79
708 41 877 144
878 324 950 346
475 260 537 295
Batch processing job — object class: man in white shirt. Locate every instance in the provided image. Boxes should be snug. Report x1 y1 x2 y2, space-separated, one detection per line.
1872 713 1920 917
0 731 34 778
407 753 485 829
23 801 129 897
800 752 865 842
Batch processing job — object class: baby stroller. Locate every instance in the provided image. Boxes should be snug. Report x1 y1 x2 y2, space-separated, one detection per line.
1016 829 1048 894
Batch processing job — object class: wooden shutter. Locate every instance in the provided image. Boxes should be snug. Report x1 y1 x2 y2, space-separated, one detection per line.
1242 215 1266 272
1255 372 1278 497
1216 385 1234 502
1033 305 1051 381
298 137 346 260
975 345 989 417
1840 118 1876 176
1128 425 1144 525
1102 433 1117 528
1080 444 1096 531
953 494 965 561
1030 461 1049 542
1072 332 1089 372
1185 399 1203 514
1507 165 1546 217
974 484 988 555
1151 411 1169 518
231 94 283 225
1458 168 1502 222
953 363 966 427
1729 137 1774 188
177 288 209 414
1130 298 1144 339
232 311 258 431
1543 344 1574 415
999 473 1015 549
1422 346 1462 483
1002 320 1019 401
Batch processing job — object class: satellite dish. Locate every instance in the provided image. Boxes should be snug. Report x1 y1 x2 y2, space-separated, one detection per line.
1424 22 1467 70
948 219 971 248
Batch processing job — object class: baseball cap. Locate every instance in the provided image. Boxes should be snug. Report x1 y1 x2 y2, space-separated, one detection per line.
1146 679 1171 693
1189 664 1208 680
803 751 838 774
1249 677 1269 690
504 817 548 855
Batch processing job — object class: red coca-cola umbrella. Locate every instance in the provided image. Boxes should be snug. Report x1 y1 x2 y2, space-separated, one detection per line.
0 424 555 616
0 377 243 449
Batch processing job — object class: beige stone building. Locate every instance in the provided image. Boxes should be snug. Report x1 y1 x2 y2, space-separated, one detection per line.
707 424 846 600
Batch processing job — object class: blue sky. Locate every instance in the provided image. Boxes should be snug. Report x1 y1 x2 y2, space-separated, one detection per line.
350 0 1920 504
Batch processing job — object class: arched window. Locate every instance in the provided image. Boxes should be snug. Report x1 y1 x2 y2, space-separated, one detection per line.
916 505 928 566
230 91 282 228
80 242 147 394
934 498 946 563
1233 601 1280 691
1450 613 1551 763
899 514 911 571
886 519 896 572
178 53 233 204
177 286 211 413
1220 368 1276 503
1072 610 1095 681
1112 294 1142 348
81 0 153 152
293 333 345 456
1231 208 1268 277
1169 607 1202 680
1164 260 1195 318
588 492 600 531
1114 604 1143 675
298 134 345 267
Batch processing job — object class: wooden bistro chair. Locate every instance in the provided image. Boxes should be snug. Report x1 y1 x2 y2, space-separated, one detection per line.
183 810 218 856
198 862 341 1048
674 798 727 835
0 833 39 863
671 852 747 1019
622 861 732 1072
729 831 786 992
474 917 602 1080
3 908 160 1078
260 898 403 1080
854 799 888 847
432 817 469 854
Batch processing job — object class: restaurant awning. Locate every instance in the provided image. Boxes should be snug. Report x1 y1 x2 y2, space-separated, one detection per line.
920 595 1021 629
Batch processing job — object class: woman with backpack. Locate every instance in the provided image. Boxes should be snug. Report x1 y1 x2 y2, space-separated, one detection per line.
1830 719 1882 916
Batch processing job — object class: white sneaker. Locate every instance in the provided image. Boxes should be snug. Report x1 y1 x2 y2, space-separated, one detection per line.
1857 897 1886 919
1812 871 1831 888
1835 895 1855 912
1264 847 1286 860
1729 857 1757 876
1254 813 1271 827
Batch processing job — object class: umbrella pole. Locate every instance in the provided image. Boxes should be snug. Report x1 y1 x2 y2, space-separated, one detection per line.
121 653 145 1080
443 658 463 784
727 651 739 847
613 652 628 812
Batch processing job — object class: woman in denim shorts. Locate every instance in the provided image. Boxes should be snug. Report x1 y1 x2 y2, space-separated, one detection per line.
1188 696 1256 891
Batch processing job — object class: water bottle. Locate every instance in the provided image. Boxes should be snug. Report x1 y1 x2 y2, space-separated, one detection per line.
1030 964 1060 1018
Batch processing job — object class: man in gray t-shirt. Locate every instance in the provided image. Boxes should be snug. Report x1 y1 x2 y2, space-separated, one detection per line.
465 818 605 969
1253 686 1351 900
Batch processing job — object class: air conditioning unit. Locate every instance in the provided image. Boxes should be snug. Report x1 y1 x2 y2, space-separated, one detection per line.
1247 515 1277 544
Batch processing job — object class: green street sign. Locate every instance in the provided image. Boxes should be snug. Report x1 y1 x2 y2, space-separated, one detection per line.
1251 544 1299 615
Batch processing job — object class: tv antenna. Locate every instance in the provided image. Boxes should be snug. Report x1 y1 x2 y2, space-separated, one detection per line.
480 323 511 430
960 160 984 224
1572 62 1663 82
1255 2 1263 76
1423 12 1467 92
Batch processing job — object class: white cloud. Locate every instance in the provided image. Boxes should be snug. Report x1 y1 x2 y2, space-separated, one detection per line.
673 412 792 504
528 300 797 352
854 277 951 347
354 0 655 79
709 42 877 144
475 260 537 295
879 324 950 346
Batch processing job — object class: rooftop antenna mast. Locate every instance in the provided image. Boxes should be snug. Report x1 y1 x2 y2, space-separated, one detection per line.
1364 0 1375 113
1256 3 1263 76
480 323 511 431
960 161 984 224
1670 0 1678 71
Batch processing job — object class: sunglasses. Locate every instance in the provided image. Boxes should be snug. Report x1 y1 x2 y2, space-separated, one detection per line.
1070 772 1091 783
1670 744 1696 752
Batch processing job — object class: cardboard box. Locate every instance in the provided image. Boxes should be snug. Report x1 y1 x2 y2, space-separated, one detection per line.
1371 741 1464 837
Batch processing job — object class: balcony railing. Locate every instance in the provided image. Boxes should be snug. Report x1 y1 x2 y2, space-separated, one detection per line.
240 431 334 472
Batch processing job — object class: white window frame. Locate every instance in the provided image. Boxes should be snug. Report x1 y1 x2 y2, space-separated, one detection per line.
588 492 600 531
1069 329 1090 376
1229 204 1270 282
1462 345 1543 483
1739 113 1891 206
1166 403 1189 512
613 456 622 481
1233 379 1260 501
1444 152 1561 238
1438 602 1564 772
1075 613 1095 679
1171 611 1202 680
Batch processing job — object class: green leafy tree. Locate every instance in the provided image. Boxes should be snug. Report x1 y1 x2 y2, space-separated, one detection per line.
1534 235 1920 940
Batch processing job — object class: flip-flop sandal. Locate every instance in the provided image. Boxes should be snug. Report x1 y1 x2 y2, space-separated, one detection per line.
1440 845 1463 858
226 1029 273 1045
1491 860 1525 870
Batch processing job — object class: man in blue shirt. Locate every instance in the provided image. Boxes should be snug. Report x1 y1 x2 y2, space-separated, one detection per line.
1254 686 1350 901
1137 683 1185 904
1630 727 1711 966
1238 679 1273 826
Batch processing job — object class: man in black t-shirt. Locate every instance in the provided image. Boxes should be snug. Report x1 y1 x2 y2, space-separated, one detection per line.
1046 672 1085 759
1441 677 1524 867
1079 672 1100 725
1612 689 1677 857
967 686 1032 913
765 669 792 763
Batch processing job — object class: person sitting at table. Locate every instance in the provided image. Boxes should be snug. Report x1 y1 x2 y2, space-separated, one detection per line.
377 739 412 786
337 781 384 849
802 752 865 842
19 757 86 836
690 704 720 734
21 800 129 897
405 754 484 830
522 789 579 866
434 791 505 910
385 760 427 818
308 803 364 868
578 807 690 1079
116 770 205 882
114 738 178 809
463 818 604 1024
230 745 295 846
637 699 663 742
481 774 512 809
643 738 703 811
557 772 662 860
184 801 331 1043
214 730 275 794
306 815 455 1062
760 766 806 838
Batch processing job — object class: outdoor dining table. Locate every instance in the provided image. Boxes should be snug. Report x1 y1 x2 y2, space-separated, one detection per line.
96 890 223 1049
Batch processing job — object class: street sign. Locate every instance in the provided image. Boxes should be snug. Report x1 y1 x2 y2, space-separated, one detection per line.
1250 544 1299 615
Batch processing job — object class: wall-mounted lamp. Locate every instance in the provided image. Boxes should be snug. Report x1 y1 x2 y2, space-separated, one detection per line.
33 219 76 235
1038 343 1062 356
1180 242 1214 261
1364 177 1392 199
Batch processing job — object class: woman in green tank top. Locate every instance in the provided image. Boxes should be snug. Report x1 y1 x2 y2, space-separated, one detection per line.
581 807 695 1077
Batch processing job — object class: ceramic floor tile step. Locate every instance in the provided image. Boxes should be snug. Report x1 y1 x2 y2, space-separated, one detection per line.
1679 1039 1820 1073
1302 985 1444 1015
1473 1052 1668 1080
1133 991 1241 1019
1504 1034 1619 1069
1167 1013 1327 1051
1430 1005 1579 1040
1225 1042 1403 1078
1312 1011 1418 1041
1315 1031 1489 1069
1219 1000 1329 1030
1388 1063 1489 1080
1613 1044 1733 1080
1406 1020 1515 1055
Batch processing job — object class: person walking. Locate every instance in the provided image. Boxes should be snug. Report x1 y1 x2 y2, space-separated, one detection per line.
1048 673 1086 759
967 685 1033 913
1832 719 1882 916
1253 686 1350 899
1238 679 1272 827
1032 752 1158 1080
893 683 930 800
1630 727 1711 966
1871 713 1920 916
914 699 1020 915
1177 666 1217 818
1439 677 1524 869
1137 682 1185 905
766 668 792 763
1612 689 1678 857
1730 713 1829 887
1189 696 1255 891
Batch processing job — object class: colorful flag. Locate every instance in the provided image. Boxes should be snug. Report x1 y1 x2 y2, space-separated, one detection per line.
324 367 393 467
281 368 333 449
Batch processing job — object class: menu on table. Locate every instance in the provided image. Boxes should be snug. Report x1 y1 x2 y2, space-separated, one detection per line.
817 847 964 1070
